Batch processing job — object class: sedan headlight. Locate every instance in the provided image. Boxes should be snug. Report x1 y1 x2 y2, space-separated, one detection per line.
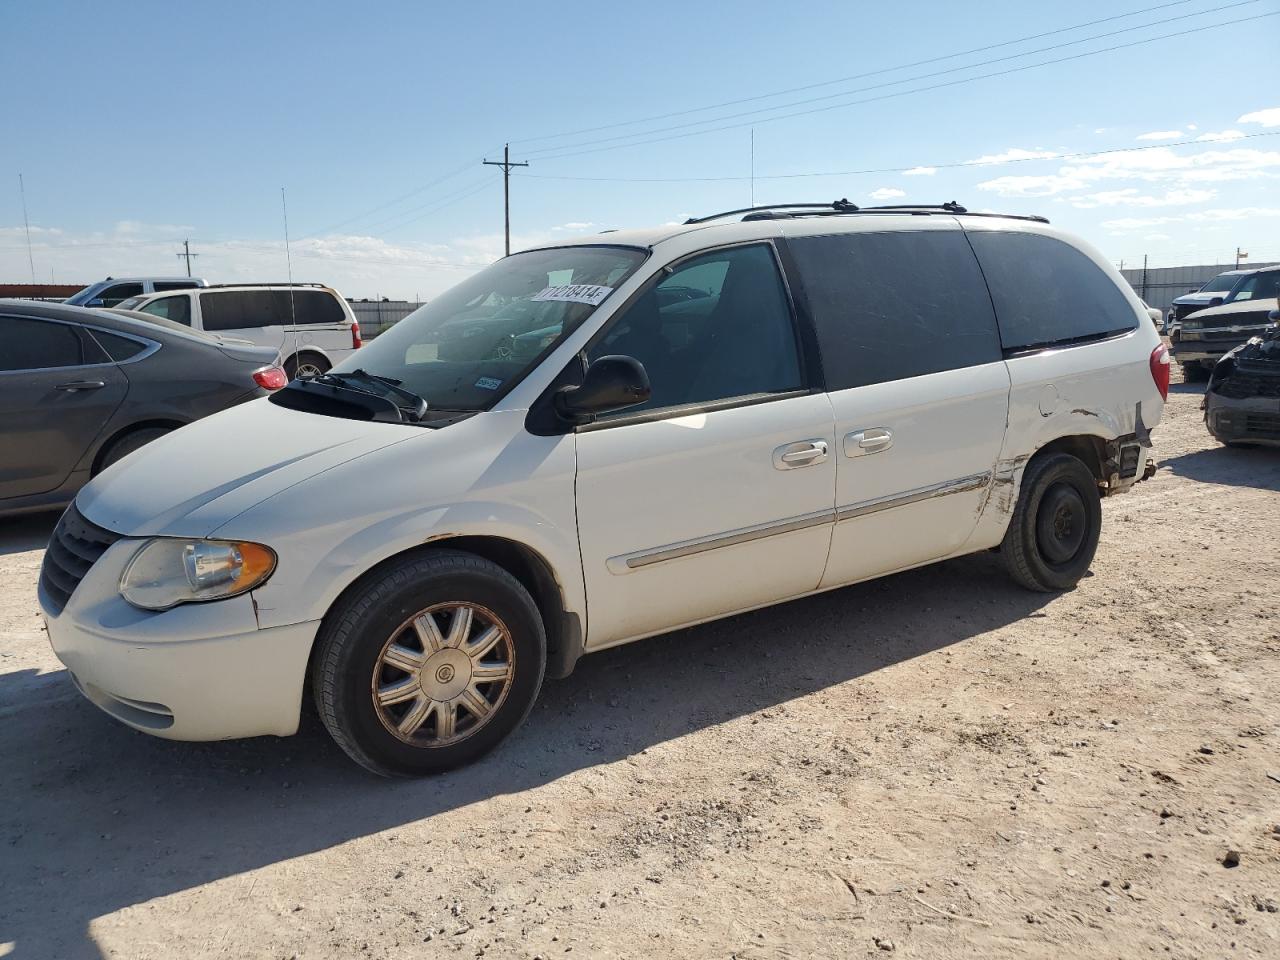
120 539 277 611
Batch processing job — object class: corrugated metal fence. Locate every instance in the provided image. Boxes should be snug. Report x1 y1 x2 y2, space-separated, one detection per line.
1118 263 1277 315
349 301 423 339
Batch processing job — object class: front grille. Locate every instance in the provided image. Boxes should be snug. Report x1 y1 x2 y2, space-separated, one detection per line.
1202 327 1265 342
1216 373 1280 400
1244 413 1280 440
1173 303 1203 324
40 503 121 615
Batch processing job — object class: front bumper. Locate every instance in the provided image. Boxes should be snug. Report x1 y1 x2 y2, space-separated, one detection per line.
1204 393 1280 447
40 537 318 741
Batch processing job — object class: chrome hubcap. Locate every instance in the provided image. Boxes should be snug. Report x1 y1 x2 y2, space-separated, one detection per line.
371 603 514 747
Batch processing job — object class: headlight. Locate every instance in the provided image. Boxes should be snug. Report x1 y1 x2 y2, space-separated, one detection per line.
120 539 277 611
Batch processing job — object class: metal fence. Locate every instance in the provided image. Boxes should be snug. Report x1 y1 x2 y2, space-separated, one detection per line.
349 301 423 339
1118 263 1277 315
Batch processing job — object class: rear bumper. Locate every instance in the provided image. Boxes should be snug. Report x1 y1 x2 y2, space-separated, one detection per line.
1204 393 1280 446
39 538 318 741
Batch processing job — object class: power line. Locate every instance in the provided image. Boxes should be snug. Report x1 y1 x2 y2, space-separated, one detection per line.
513 131 1280 183
483 144 530 256
522 0 1253 159
526 10 1278 162
511 0 1200 148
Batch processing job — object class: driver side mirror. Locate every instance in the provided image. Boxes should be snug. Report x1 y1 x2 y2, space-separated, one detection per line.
554 355 650 425
1209 297 1224 307
85 298 105 308
1269 309 1279 323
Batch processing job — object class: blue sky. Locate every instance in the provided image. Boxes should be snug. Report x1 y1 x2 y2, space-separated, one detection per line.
1 0 1277 298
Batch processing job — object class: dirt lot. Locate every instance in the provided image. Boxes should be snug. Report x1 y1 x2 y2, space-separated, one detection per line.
2 373 1278 960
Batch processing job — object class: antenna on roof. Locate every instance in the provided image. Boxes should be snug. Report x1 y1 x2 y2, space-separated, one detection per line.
281 187 300 375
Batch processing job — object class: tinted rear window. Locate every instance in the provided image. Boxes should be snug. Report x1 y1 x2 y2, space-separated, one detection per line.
966 231 1137 353
200 290 345 331
90 329 149 361
787 230 1002 390
153 281 199 291
0 316 88 370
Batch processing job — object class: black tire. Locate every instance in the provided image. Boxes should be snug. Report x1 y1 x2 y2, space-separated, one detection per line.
1001 452 1102 592
1181 361 1208 383
96 426 172 472
311 550 546 777
285 354 330 380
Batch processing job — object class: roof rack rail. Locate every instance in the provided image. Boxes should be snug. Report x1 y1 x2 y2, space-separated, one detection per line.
203 282 328 289
684 199 858 225
685 200 1049 225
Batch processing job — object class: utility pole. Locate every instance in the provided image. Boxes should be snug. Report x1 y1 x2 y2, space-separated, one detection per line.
176 238 199 277
18 173 36 284
483 144 528 257
1141 254 1148 302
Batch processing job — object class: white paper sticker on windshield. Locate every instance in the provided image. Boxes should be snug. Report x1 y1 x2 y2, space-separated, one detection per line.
531 284 613 306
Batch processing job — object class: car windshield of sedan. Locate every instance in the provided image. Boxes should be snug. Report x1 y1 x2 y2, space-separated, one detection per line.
311 245 647 416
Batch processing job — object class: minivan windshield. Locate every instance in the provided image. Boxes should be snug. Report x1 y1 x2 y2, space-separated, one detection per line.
319 245 647 414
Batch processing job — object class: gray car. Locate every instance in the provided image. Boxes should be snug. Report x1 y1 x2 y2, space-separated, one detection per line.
0 299 284 517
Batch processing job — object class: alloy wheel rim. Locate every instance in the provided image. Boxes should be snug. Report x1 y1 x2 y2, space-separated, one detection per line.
371 602 515 747
295 362 325 379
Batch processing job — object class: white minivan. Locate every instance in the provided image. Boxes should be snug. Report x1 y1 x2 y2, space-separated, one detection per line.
117 283 362 379
40 203 1169 776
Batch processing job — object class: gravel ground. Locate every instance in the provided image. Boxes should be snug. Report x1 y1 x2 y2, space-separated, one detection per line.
2 371 1278 960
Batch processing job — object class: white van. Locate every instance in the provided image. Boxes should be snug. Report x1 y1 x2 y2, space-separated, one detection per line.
40 203 1168 776
118 283 361 378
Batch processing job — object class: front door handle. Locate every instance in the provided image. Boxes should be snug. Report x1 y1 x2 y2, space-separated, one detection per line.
56 380 106 392
774 439 829 470
845 427 893 457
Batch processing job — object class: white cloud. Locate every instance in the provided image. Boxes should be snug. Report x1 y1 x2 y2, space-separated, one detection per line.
1069 188 1215 209
869 187 906 200
1135 131 1183 141
978 147 1280 197
967 148 1057 165
902 166 936 176
1102 207 1280 233
1239 107 1280 127
1195 130 1245 143
1143 233 1173 241
550 221 596 232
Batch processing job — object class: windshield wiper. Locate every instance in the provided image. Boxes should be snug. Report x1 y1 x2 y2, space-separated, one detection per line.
312 370 429 422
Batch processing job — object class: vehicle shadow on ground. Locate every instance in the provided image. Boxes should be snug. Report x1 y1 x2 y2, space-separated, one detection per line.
0 551 1052 960
1162 440 1280 489
0 509 59 557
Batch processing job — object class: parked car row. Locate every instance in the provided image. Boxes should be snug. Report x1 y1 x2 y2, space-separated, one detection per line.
1167 265 1280 381
36 202 1168 776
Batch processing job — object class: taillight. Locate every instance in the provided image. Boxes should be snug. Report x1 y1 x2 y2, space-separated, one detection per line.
1149 343 1170 401
351 320 362 349
253 365 288 391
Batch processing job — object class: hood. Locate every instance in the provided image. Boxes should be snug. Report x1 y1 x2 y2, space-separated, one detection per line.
1184 296 1279 324
1172 291 1225 307
77 399 422 537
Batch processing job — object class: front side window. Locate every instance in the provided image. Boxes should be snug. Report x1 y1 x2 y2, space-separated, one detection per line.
0 316 89 371
787 230 1001 390
1226 272 1280 303
140 294 191 326
967 231 1138 353
306 245 647 414
587 243 803 415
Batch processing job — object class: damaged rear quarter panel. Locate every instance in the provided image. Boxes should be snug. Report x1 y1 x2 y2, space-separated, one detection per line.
966 327 1164 549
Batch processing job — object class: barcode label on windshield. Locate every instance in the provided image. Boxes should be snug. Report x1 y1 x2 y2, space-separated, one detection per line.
531 284 613 306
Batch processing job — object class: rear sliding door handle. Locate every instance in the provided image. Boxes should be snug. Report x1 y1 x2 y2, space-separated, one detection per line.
774 439 829 470
845 427 893 457
56 380 106 392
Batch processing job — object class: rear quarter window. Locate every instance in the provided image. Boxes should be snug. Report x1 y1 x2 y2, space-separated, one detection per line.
787 229 1002 390
199 290 344 330
966 231 1138 353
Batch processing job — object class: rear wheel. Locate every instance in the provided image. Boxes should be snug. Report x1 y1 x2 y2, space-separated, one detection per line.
96 426 172 472
311 551 546 777
1001 453 1102 592
285 354 330 380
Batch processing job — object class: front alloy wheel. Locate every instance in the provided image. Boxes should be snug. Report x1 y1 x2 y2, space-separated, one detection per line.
312 551 546 776
372 603 515 746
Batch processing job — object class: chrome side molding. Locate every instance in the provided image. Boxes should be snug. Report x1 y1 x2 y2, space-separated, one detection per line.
836 472 992 522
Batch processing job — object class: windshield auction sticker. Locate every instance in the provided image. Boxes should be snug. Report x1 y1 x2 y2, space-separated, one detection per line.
531 284 613 306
